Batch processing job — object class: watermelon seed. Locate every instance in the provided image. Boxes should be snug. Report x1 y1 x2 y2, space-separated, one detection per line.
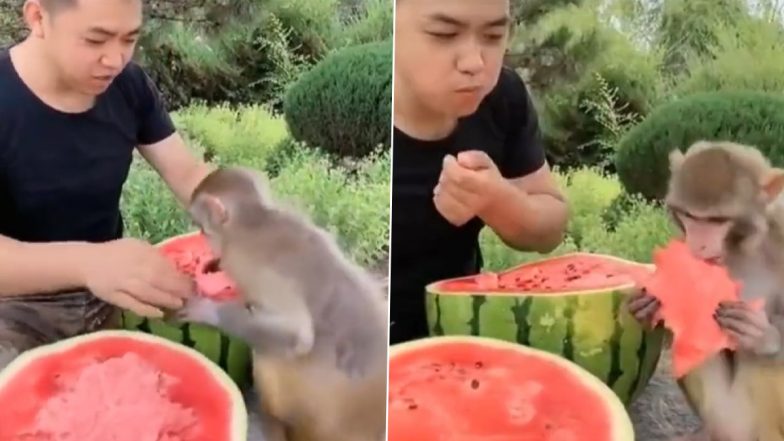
408 404 418 410
474 361 483 368
470 379 480 389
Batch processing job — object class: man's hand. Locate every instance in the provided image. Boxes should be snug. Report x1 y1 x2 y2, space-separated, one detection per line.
433 150 506 226
78 238 194 318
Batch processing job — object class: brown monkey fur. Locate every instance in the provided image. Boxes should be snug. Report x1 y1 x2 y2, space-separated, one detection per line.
177 166 388 441
629 140 784 441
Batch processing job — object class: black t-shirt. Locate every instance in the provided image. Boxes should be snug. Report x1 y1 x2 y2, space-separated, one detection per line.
389 66 546 343
0 49 176 244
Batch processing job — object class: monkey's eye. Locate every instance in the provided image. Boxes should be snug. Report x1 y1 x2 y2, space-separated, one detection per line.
244 302 256 313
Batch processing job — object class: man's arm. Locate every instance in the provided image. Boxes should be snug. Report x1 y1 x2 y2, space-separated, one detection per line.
478 68 569 253
0 234 93 296
137 133 213 208
478 162 569 253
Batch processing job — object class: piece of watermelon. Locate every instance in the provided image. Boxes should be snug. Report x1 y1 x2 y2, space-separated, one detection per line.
642 240 765 378
158 232 238 301
424 252 665 406
0 330 247 441
387 335 635 441
118 232 251 388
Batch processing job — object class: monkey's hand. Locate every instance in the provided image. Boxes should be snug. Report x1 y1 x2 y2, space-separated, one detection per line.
335 339 378 380
172 295 223 327
626 288 662 329
715 301 782 356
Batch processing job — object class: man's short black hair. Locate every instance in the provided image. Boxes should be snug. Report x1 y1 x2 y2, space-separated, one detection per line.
40 0 78 13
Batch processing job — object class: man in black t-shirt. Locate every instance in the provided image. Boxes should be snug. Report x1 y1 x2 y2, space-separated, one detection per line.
390 0 570 343
0 0 209 364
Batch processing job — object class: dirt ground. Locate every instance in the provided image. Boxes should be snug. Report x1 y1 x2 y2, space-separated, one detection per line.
629 349 703 441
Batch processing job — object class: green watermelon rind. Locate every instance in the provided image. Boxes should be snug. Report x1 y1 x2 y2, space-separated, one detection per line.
424 252 665 406
118 230 253 388
389 335 637 441
0 329 248 441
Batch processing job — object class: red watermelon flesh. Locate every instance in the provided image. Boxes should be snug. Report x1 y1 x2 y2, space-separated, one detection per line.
0 331 244 441
642 240 765 378
159 233 237 301
388 337 633 441
435 253 652 294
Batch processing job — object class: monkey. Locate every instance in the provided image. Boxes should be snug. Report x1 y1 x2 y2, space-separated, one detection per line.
627 140 784 441
171 166 389 441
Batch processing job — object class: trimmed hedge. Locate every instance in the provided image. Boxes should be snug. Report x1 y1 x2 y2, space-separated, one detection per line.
614 90 784 199
283 39 392 159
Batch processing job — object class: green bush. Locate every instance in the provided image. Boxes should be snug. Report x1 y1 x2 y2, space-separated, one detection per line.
672 17 784 98
270 148 391 266
336 0 394 47
507 0 665 169
123 102 390 268
283 39 393 159
579 198 675 263
601 191 642 231
560 166 623 245
137 12 308 111
614 90 784 199
173 102 290 169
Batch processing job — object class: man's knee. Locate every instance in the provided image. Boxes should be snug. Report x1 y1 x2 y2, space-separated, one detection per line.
0 328 42 371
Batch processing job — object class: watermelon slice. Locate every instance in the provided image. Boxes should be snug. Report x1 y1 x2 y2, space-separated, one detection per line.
642 240 765 378
424 252 665 405
0 329 247 441
158 231 237 301
388 335 635 441
119 232 252 388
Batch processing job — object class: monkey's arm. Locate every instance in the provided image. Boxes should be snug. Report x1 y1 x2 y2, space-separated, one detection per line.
176 296 314 357
478 164 568 254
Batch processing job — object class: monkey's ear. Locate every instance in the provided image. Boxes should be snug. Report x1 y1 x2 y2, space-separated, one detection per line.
203 195 229 226
668 149 685 173
761 168 784 202
191 194 228 227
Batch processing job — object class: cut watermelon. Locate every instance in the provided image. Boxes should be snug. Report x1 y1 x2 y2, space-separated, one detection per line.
158 231 237 301
0 330 247 441
425 252 665 405
642 240 765 378
388 335 635 441
119 231 251 388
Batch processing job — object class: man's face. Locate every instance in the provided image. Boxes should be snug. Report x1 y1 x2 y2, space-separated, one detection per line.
38 0 143 95
394 0 511 118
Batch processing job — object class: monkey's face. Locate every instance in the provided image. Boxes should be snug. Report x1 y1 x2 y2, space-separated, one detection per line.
666 143 772 263
189 193 230 259
199 225 224 260
667 205 756 264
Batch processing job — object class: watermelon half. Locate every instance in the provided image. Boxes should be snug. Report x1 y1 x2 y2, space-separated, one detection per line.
388 335 635 441
425 252 665 405
0 329 247 441
119 231 252 388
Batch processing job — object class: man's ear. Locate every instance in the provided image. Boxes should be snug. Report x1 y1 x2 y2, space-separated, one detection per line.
761 168 784 202
22 0 47 39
